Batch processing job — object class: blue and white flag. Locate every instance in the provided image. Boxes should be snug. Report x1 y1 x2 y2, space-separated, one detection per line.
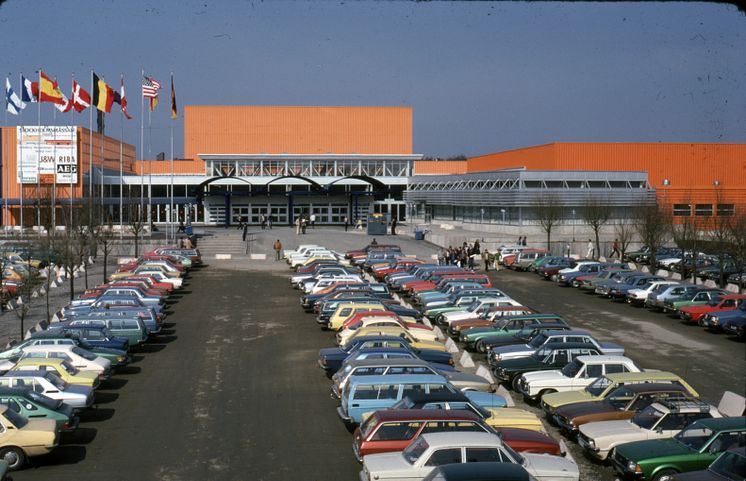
5 77 25 115
21 75 37 103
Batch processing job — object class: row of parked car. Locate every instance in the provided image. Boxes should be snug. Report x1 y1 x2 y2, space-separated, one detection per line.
505 250 746 340
386 246 746 480
624 246 746 287
0 245 201 472
285 243 582 481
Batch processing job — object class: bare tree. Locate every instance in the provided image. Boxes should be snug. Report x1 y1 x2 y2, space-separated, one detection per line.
707 190 734 287
727 210 746 294
671 213 705 283
533 193 564 253
615 218 635 260
634 202 670 269
126 196 147 257
7 270 43 339
581 195 612 260
93 219 117 283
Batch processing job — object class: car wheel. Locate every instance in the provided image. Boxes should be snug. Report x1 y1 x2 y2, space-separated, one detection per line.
652 469 678 481
0 446 26 470
511 376 522 391
476 340 486 353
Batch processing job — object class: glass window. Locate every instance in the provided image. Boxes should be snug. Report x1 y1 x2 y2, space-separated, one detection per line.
465 448 503 463
371 422 422 441
717 204 735 216
425 448 462 467
673 204 691 216
402 384 426 398
585 364 603 378
695 204 713 216
604 364 628 374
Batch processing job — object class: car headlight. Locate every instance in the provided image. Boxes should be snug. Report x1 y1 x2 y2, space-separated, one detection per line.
586 438 595 449
627 461 643 474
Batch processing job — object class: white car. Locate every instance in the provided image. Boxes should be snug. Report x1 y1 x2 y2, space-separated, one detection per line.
556 261 601 278
291 266 349 286
626 280 678 305
307 275 364 294
283 244 322 259
360 431 579 481
289 252 339 268
439 297 523 326
0 370 94 410
517 355 642 401
335 317 438 346
578 398 722 460
1 345 112 379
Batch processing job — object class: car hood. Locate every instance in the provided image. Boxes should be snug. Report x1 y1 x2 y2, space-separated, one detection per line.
523 453 579 479
579 419 642 442
492 344 533 355
615 438 687 462
443 370 491 386
542 390 594 409
362 452 412 478
463 391 508 408
522 369 566 384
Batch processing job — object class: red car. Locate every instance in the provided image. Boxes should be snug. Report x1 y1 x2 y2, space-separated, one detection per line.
679 294 746 324
352 409 562 462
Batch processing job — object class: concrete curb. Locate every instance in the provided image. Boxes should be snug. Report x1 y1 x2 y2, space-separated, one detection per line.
444 338 460 354
250 253 267 260
495 384 515 407
215 254 232 260
671 273 682 280
458 351 475 368
432 326 445 341
726 283 741 293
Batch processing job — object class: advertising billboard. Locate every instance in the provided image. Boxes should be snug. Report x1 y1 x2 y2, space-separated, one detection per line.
16 126 78 184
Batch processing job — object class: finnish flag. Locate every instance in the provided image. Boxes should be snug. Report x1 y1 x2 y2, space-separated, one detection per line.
5 77 25 115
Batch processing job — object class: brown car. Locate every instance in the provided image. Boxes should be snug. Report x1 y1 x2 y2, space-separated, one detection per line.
552 383 691 435
447 308 537 337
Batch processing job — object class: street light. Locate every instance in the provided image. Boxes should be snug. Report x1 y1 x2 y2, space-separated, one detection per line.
500 208 506 223
571 209 576 242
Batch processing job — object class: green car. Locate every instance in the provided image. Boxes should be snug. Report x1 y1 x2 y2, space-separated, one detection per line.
0 387 78 432
663 289 728 314
70 317 149 346
611 416 746 481
460 314 566 353
424 294 493 320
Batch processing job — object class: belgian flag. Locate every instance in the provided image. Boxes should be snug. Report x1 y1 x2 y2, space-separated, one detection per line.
92 72 114 113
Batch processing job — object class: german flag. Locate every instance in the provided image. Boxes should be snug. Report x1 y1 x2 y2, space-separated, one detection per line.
92 72 114 113
39 71 65 105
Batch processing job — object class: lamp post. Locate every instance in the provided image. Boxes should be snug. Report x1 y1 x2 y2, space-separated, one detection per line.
571 209 576 242
500 208 506 223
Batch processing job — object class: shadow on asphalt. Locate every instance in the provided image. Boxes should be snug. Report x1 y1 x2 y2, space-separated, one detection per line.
115 366 142 375
99 378 128 390
136 344 166 353
33 446 87 468
61 427 97 445
157 329 177 336
162 322 176 329
151 335 177 344
93 392 119 404
79 408 114 423
129 354 145 363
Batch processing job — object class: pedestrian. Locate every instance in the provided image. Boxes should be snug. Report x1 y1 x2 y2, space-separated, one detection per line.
473 239 480 254
610 238 620 258
517 236 522 246
310 213 316 229
587 239 595 259
178 220 185 233
242 223 248 242
438 249 446 266
295 217 301 235
495 250 501 271
483 249 490 271
390 217 397 236
184 237 193 249
521 236 527 246
356 218 363 230
260 214 267 230
371 238 378 246
273 239 282 261
268 215 273 229
344 216 349 232
468 251 475 269
301 217 307 234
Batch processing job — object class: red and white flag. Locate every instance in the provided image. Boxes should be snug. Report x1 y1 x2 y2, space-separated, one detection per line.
55 79 72 113
72 80 91 112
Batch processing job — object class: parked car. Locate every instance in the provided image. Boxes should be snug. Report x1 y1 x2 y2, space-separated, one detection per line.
0 369 94 411
13 330 129 367
0 404 58 470
460 315 567 353
7 358 100 389
1 345 111 380
487 330 625 365
611 416 746 480
662 288 728 314
679 295 746 325
446 306 536 338
359 432 579 481
626 281 680 306
422 462 532 481
664 446 745 480
0 387 78 432
700 300 746 334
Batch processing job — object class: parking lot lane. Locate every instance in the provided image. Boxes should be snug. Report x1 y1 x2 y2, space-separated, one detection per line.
16 268 360 481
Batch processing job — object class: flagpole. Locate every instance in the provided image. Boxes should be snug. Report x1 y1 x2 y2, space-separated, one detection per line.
37 69 41 232
140 68 144 221
69 74 74 230
119 74 124 241
18 74 24 238
3 78 8 230
148 108 152 228
52 100 57 232
89 69 93 220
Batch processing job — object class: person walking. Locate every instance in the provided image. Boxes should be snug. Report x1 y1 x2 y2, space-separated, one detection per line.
610 238 620 258
483 249 490 271
295 217 301 235
310 213 316 229
390 217 397 236
260 214 266 230
301 216 307 234
587 239 595 259
268 215 273 229
344 216 349 232
177 220 185 233
273 239 282 261
521 237 527 246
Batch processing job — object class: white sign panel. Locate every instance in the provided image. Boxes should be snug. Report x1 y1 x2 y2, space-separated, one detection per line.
16 126 78 184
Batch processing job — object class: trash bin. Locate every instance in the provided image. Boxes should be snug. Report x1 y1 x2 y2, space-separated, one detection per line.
414 230 425 241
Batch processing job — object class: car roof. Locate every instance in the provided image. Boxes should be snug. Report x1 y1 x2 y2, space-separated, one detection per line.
348 374 446 386
538 329 591 336
2 369 50 377
533 342 601 351
574 355 632 363
604 371 682 382
420 431 502 448
345 358 429 368
369 409 481 423
614 383 689 394
0 386 34 396
20 344 75 352
431 462 530 481
688 416 746 431
402 392 470 404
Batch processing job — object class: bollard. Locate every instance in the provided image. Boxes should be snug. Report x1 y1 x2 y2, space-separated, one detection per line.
495 385 515 407
444 338 460 354
431 326 444 340
31 290 39 298
458 351 475 368
475 364 496 384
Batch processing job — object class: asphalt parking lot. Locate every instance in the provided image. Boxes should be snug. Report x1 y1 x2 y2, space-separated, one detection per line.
12 230 745 481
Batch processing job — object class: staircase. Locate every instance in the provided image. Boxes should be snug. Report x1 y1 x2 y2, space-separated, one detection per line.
196 229 247 259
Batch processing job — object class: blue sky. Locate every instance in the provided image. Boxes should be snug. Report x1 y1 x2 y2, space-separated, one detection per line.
1 1 744 159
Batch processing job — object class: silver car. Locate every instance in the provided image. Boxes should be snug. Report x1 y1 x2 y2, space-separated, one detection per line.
0 369 94 411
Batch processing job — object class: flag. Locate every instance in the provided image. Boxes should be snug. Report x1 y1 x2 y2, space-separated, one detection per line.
39 71 65 104
142 75 160 112
113 76 133 120
92 72 115 113
55 79 72 113
21 75 37 103
72 80 91 112
5 77 25 115
170 74 177 120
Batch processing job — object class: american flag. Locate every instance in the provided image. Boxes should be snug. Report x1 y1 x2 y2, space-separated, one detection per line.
142 76 161 98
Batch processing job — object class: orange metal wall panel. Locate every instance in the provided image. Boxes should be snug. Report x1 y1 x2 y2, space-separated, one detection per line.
133 160 205 175
413 160 467 175
467 144 557 172
183 106 413 160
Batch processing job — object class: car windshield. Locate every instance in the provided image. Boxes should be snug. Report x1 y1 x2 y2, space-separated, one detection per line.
61 361 79 375
45 373 67 389
562 359 583 377
72 346 98 361
27 390 62 410
602 387 636 409
532 348 551 361
3 407 28 428
632 405 666 430
360 414 380 439
402 436 429 465
674 423 714 451
585 376 612 397
709 450 746 479
528 333 549 348
466 300 480 312
501 441 524 465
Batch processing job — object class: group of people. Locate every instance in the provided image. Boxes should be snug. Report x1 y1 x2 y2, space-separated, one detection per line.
177 237 194 249
295 214 316 234
437 240 482 269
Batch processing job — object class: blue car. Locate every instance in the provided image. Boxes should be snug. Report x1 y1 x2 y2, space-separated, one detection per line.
604 275 665 299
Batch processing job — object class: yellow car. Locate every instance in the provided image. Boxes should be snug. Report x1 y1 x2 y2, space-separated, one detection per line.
10 358 101 389
297 255 338 269
348 326 448 352
328 303 387 331
540 371 699 417
0 404 58 470
2 252 44 269
335 316 440 346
